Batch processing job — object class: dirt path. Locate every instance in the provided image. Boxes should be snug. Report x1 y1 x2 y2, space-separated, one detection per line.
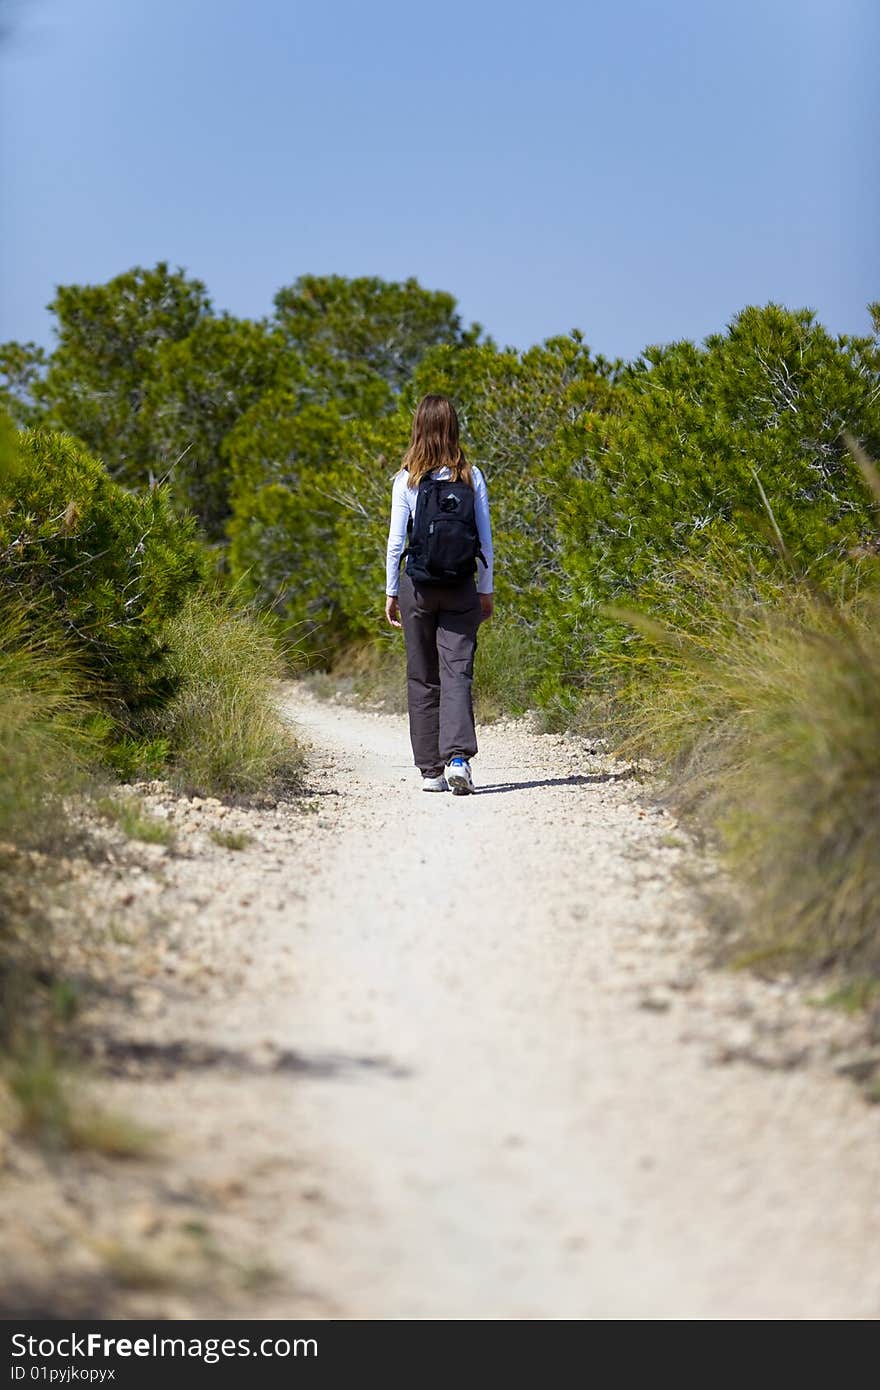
269 691 880 1319
5 686 880 1319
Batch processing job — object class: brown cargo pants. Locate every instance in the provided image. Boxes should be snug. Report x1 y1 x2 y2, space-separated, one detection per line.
398 570 481 776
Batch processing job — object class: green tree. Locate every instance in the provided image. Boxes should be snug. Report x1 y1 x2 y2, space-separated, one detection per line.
0 341 47 427
551 303 880 682
406 334 620 605
37 262 212 486
225 330 620 658
225 276 485 647
226 394 366 650
144 314 287 539
273 274 480 396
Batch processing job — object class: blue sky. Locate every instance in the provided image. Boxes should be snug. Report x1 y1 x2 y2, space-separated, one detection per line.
1 0 877 360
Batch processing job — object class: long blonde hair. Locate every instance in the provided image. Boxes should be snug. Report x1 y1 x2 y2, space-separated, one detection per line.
401 394 473 488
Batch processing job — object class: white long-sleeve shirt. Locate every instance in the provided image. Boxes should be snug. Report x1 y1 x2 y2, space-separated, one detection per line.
385 466 494 597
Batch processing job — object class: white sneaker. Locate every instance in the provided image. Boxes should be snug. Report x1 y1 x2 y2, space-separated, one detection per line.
421 774 448 792
445 757 475 795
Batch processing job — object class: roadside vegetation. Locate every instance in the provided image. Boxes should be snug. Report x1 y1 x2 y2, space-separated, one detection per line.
0 404 303 1161
1 266 878 1122
605 509 880 976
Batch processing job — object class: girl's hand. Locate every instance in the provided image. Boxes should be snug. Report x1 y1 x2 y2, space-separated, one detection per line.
479 593 494 623
385 595 402 628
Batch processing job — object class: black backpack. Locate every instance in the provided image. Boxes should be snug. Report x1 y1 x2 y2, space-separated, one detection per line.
402 475 487 586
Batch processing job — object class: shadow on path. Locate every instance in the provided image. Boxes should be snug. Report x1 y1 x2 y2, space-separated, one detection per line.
475 771 640 795
82 1035 412 1082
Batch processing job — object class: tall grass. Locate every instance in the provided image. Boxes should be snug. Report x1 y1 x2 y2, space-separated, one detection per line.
0 604 101 1149
319 636 409 712
0 604 95 848
472 616 545 720
608 547 880 975
154 593 304 796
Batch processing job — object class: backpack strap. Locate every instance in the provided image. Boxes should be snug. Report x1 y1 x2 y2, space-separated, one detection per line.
399 477 428 567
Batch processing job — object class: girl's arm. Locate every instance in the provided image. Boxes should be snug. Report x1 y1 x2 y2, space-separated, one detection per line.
385 471 411 598
474 470 494 597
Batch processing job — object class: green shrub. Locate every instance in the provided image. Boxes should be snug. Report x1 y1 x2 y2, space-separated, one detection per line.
551 304 880 692
0 605 101 1133
609 543 880 975
153 593 304 796
225 399 363 654
226 332 619 667
0 429 207 718
0 603 96 849
100 735 171 781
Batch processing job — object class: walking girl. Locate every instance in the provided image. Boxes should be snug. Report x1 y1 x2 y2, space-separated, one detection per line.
385 394 494 795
